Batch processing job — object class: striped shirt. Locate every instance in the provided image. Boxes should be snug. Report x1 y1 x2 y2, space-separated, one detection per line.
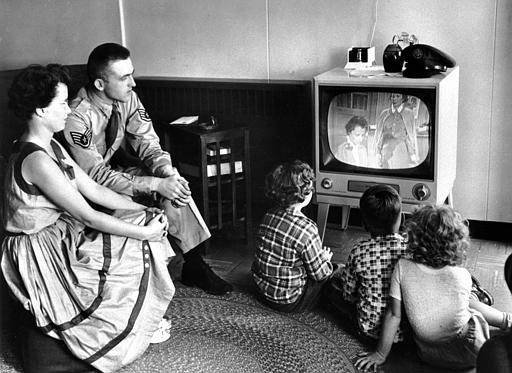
252 207 333 304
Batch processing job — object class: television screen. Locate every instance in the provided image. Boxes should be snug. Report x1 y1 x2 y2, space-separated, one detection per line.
319 87 435 180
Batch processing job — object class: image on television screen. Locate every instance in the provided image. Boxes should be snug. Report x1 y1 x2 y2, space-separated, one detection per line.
327 92 430 170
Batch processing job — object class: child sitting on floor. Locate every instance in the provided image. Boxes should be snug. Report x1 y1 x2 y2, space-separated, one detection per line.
355 205 512 371
327 184 410 343
251 160 334 312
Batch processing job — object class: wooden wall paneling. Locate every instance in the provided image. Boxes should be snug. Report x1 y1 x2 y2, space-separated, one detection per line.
135 78 312 218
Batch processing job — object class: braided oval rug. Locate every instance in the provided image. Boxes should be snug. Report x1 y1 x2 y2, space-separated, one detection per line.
119 286 363 373
0 286 364 373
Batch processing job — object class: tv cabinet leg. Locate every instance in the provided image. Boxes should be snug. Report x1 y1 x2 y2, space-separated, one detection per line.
341 205 351 230
317 203 330 241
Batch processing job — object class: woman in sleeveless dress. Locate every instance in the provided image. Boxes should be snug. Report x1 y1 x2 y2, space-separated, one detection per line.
1 65 175 372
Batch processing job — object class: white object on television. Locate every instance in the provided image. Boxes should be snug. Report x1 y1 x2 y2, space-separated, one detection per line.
344 46 376 69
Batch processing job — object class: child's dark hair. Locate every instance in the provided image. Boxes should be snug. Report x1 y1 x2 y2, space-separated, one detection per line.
359 184 401 235
8 64 71 121
406 205 469 268
345 116 368 134
265 160 315 208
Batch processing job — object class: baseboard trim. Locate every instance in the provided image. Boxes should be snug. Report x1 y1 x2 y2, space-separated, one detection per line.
466 219 512 242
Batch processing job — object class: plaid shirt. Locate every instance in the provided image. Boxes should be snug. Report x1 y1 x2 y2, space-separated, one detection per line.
252 207 333 304
341 233 408 341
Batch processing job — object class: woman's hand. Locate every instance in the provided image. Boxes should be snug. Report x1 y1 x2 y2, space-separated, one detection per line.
354 351 386 372
142 213 169 241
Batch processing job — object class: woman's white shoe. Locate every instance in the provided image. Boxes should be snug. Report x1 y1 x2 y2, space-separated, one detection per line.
150 318 172 344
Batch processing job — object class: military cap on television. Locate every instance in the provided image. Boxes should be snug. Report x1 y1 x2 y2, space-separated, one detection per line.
402 44 456 78
506 253 512 293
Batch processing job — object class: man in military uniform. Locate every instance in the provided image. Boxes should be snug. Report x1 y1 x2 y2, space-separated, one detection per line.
61 42 232 295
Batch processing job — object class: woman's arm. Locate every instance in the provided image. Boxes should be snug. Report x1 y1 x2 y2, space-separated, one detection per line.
65 154 148 211
354 296 402 372
24 151 166 241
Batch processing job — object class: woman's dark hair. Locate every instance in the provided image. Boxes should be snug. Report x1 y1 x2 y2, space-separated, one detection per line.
265 160 315 208
406 204 469 268
87 42 130 82
8 64 70 121
345 116 368 134
359 184 401 234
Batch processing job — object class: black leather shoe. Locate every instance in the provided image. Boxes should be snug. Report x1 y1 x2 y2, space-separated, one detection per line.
181 259 233 295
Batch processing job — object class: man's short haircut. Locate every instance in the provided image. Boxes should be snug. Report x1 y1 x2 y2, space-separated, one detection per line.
359 184 401 234
345 116 368 134
265 160 315 208
87 42 130 82
8 64 70 121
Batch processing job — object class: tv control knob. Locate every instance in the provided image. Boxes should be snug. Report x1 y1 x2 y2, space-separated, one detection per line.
413 184 430 201
321 178 333 190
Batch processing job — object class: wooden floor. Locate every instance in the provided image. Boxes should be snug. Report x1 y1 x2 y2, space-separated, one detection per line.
192 218 512 373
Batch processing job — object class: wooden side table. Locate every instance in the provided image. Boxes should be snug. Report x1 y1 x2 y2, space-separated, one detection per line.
163 125 252 250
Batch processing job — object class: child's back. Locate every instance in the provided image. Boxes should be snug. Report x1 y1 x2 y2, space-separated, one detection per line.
392 258 473 342
336 184 408 341
341 232 408 340
253 205 326 303
251 160 333 312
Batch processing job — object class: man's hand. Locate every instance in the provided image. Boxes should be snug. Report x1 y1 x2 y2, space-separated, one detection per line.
156 174 192 206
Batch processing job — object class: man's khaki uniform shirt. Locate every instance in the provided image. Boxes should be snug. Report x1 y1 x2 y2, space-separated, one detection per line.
62 87 173 196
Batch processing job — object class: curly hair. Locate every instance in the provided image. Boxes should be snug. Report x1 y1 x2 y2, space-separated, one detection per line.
265 160 315 208
87 42 130 82
406 205 469 268
8 64 70 121
345 116 368 134
359 184 401 234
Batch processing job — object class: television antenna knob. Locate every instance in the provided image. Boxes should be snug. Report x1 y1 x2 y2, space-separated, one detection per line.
413 184 430 201
321 178 333 190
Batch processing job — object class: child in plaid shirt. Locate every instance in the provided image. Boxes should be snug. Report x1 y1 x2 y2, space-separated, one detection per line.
251 160 334 312
327 184 409 343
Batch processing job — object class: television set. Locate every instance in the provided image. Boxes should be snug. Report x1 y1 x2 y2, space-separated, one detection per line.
313 67 459 238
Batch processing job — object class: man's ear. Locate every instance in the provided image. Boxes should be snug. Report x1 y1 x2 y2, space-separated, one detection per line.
35 107 45 118
93 78 105 91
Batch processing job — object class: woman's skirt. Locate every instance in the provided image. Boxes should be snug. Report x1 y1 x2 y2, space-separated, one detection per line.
1 210 175 373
